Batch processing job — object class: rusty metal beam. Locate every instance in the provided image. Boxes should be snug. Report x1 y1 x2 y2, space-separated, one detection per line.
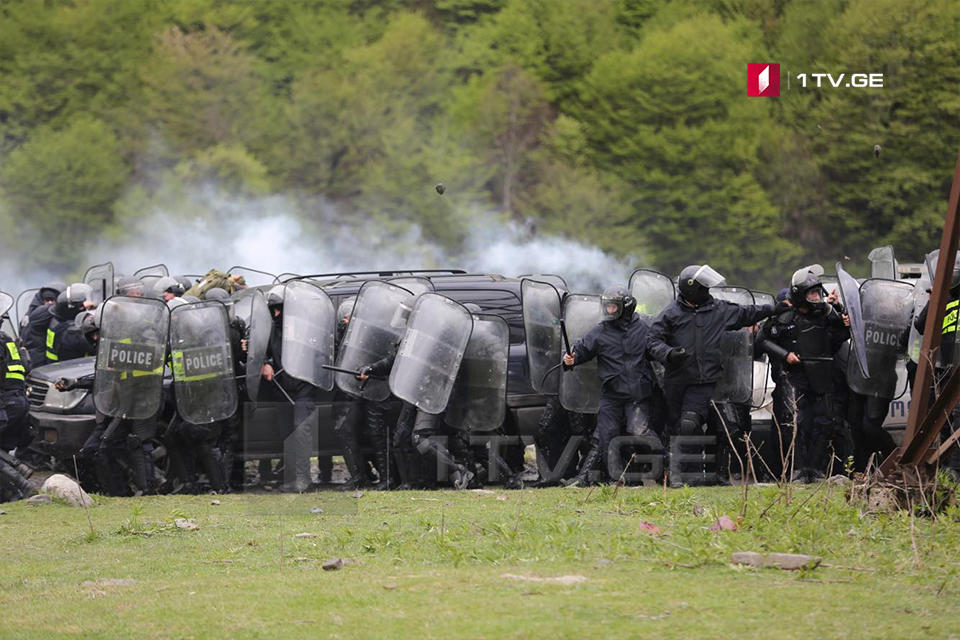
900 364 960 463
928 424 960 466
882 149 960 474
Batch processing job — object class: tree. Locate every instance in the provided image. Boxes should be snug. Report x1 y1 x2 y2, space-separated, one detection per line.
0 117 127 270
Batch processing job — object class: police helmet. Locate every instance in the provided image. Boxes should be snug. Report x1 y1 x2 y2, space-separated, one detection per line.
600 285 636 321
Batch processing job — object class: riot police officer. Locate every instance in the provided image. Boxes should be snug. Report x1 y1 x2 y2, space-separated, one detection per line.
648 265 774 437
0 313 31 457
561 286 659 486
46 283 95 364
21 281 65 368
756 265 850 482
261 285 319 492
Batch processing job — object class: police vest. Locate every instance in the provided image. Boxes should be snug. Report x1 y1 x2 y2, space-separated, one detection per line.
45 318 60 363
942 299 959 336
941 299 959 368
1 333 26 390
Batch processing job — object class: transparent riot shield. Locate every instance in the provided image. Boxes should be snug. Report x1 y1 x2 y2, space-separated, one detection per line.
907 271 930 364
230 289 256 328
847 279 913 398
821 274 840 299
709 286 755 404
629 269 676 322
868 246 897 280
170 301 237 424
84 262 115 305
519 274 568 291
446 313 509 432
389 294 473 414
134 264 168 279
837 263 869 378
245 290 272 403
0 292 14 339
336 280 415 401
559 294 602 414
751 291 775 409
282 281 336 390
387 277 435 297
15 288 39 331
226 265 277 287
521 279 564 394
94 297 169 419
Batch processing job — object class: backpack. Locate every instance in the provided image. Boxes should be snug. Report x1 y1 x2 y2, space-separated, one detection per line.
185 269 245 298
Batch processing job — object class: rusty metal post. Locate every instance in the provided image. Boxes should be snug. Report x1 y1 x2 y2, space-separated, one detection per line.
882 149 960 474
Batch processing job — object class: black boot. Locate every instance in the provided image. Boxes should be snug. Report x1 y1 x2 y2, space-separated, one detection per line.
417 438 473 490
0 458 35 501
564 444 602 487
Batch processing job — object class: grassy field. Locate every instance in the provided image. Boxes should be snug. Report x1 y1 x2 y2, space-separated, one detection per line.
1 482 958 639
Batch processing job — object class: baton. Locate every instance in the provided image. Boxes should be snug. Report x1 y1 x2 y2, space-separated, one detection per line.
799 356 834 362
320 364 386 379
271 378 296 405
559 319 574 371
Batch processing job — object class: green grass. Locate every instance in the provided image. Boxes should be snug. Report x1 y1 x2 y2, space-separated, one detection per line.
2 484 959 639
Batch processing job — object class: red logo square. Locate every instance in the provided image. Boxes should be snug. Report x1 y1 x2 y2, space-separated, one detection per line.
747 63 780 97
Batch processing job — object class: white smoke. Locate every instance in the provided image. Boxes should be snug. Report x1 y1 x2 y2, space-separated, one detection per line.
74 182 641 292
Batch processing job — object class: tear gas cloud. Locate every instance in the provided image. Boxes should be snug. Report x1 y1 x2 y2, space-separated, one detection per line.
5 183 639 295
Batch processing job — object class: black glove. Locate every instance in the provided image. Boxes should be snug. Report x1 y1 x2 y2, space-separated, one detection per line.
666 347 687 364
774 300 792 316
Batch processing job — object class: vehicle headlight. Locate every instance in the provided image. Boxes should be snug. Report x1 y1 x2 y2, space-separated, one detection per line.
43 386 88 410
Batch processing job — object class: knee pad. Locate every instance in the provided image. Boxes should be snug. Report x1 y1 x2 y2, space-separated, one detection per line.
678 411 702 436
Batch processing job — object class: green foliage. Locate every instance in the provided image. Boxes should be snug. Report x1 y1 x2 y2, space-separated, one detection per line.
0 116 127 270
2 488 960 637
0 0 957 286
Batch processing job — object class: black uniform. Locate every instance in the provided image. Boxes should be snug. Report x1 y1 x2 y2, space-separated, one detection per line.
648 296 773 428
22 301 55 368
567 312 659 483
265 313 319 492
0 332 30 453
757 302 850 480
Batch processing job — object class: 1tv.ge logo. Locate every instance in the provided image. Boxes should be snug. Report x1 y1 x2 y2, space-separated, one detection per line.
748 63 884 96
747 63 780 97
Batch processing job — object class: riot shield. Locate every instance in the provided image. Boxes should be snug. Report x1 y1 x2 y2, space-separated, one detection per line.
0 291 14 338
170 301 237 423
134 264 168 279
847 279 913 398
521 279 564 394
84 262 115 305
907 271 930 363
868 246 897 280
629 269 676 321
821 275 840 298
519 274 568 291
15 288 38 330
387 277 434 297
389 294 473 414
752 291 775 308
94 297 169 419
336 280 415 401
750 291 775 408
282 281 336 390
245 290 272 402
837 263 869 378
709 286 755 404
445 313 509 432
559 294 602 414
226 265 276 287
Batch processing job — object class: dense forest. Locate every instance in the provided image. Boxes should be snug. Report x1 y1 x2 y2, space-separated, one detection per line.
1 0 958 289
